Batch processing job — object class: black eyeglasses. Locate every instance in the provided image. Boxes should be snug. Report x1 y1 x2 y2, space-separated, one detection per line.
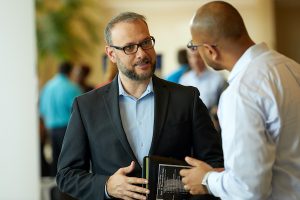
187 40 217 51
110 36 155 55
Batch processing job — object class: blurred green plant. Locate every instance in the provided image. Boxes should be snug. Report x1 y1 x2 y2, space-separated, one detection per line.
36 0 103 62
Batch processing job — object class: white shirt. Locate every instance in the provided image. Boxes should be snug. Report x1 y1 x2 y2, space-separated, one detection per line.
208 43 300 200
179 69 226 110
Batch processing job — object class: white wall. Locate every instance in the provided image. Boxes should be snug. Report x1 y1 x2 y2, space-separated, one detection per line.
0 0 40 199
102 0 275 77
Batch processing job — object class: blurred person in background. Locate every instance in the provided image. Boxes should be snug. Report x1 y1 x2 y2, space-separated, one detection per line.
96 59 118 88
39 61 82 176
180 48 227 111
165 48 190 83
72 64 94 93
39 117 51 177
179 48 227 132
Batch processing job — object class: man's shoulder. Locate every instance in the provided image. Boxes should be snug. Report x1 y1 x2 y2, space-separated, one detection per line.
77 84 110 101
206 70 227 84
179 70 194 83
155 76 198 94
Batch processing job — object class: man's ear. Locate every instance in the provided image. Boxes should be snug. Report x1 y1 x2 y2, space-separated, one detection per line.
204 44 219 61
105 46 117 63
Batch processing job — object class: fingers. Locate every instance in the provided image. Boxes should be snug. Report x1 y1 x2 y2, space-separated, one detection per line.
215 167 224 172
179 168 189 177
126 177 148 185
181 176 187 184
123 187 148 200
183 184 190 191
185 156 202 166
119 183 148 200
126 183 149 194
121 161 135 175
107 161 150 199
123 197 134 200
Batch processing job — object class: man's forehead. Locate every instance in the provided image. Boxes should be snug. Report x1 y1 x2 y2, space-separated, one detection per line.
111 20 148 32
110 20 150 44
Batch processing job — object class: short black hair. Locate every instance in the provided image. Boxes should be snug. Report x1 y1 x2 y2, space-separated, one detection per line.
59 61 73 76
79 64 91 77
177 49 188 65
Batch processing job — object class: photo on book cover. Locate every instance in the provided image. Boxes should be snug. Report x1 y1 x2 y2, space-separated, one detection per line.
155 164 191 200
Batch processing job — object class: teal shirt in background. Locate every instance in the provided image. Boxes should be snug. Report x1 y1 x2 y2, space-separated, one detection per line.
39 74 82 129
165 64 189 83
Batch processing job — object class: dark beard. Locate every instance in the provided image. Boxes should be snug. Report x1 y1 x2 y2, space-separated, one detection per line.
117 57 156 81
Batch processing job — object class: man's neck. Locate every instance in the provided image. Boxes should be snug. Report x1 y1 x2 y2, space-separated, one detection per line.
119 75 151 99
226 38 255 71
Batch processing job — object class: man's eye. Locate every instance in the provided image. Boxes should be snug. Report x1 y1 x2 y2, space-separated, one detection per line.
124 45 136 52
141 39 151 47
191 46 198 51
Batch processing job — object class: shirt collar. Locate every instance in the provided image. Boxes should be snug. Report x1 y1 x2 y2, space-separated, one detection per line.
228 42 269 84
118 75 154 99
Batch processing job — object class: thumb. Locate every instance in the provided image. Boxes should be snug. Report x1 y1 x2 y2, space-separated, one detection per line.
121 161 135 175
185 156 202 167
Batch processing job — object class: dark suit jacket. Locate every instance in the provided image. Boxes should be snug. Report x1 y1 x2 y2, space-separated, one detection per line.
57 75 223 200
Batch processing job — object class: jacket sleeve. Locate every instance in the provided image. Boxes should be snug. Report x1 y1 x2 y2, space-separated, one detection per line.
56 98 108 200
192 89 224 168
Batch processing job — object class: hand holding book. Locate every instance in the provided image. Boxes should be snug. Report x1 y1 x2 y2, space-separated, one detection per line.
180 156 224 196
106 161 149 199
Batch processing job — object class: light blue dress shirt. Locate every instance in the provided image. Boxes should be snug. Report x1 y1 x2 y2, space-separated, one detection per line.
179 68 226 110
118 76 154 166
105 77 155 198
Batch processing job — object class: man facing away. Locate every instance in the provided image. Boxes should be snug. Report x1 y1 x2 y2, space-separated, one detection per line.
180 1 300 200
56 12 223 200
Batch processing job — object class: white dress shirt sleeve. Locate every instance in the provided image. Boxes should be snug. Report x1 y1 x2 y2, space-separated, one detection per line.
210 81 277 200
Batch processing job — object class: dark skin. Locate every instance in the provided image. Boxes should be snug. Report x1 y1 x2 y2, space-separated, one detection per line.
180 157 223 195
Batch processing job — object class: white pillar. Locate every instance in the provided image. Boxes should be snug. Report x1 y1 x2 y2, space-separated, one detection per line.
0 0 40 199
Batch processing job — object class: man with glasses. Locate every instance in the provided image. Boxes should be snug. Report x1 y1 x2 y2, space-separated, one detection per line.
57 12 223 200
180 1 300 200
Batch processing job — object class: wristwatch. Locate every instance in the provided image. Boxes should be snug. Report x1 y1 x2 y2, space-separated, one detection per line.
201 172 212 194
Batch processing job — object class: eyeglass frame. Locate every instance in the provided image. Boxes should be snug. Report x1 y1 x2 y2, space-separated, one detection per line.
109 36 155 55
187 40 217 51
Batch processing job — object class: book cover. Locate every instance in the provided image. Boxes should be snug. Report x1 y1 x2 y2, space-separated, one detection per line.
143 155 191 200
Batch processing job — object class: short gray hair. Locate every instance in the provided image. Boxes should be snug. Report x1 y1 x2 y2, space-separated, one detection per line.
104 12 147 45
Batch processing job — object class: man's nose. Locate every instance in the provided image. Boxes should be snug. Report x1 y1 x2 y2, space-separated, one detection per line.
135 46 147 58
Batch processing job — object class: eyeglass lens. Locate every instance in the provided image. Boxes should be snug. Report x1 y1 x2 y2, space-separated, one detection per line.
124 37 154 54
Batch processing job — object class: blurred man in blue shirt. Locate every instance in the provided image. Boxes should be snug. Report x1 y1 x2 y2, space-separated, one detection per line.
40 61 82 176
165 48 189 83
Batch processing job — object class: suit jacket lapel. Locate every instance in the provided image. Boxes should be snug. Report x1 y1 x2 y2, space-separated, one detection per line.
102 77 140 166
149 76 169 155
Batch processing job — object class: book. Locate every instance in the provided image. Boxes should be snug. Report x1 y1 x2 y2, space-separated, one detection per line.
143 155 191 200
